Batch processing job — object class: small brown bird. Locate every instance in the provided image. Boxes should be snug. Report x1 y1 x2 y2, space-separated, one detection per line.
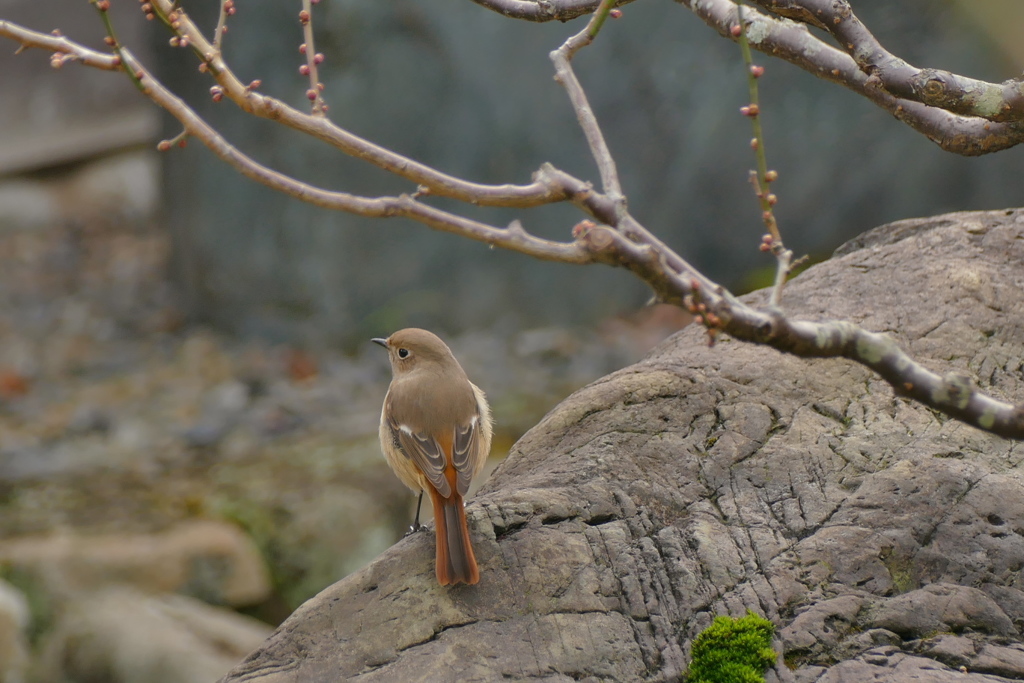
373 328 492 586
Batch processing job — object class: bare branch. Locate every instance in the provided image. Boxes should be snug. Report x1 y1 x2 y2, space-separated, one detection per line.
750 0 1024 124
550 0 624 200
573 224 1024 439
735 2 792 306
137 0 579 208
756 316 1024 439
134 61 591 263
0 19 590 262
3 10 1022 438
298 0 327 116
676 0 1024 156
212 0 231 53
466 0 635 22
0 19 121 71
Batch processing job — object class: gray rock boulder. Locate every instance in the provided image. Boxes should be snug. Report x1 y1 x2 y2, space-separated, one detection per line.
221 208 1024 681
0 520 271 608
36 588 272 683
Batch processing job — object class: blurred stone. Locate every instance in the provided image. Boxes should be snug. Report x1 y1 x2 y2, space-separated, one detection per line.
179 381 253 449
111 417 158 454
253 405 304 439
0 150 158 237
209 435 411 611
180 418 232 450
0 181 59 234
0 520 271 607
207 380 253 416
513 328 580 358
65 405 112 436
597 304 693 358
64 151 160 223
35 588 271 683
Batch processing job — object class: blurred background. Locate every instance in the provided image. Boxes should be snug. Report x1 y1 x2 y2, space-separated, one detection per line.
0 0 1022 680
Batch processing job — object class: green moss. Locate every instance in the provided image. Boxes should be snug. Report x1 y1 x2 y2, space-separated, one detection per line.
879 548 917 594
0 565 52 646
687 611 777 683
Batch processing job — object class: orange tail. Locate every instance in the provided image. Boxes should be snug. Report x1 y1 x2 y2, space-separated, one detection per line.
428 488 479 586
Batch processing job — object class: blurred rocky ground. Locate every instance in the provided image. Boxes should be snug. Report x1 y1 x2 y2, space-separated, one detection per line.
0 149 689 682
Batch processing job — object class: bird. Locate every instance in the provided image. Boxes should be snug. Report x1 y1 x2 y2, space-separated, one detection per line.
372 328 493 585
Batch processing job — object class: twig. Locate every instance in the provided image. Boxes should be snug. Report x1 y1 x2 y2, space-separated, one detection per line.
735 1 792 306
455 0 1024 155
129 56 587 260
138 0 588 208
467 0 635 22
299 0 326 116
212 0 233 54
0 19 120 71
549 0 624 202
88 0 149 97
735 3 776 242
573 224 1024 438
157 129 189 150
748 0 1024 124
677 0 1024 156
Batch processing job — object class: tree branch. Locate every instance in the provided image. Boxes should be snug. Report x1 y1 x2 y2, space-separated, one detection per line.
401 0 1024 155
0 19 122 71
572 224 1024 439
749 0 1024 124
298 0 327 116
735 1 793 307
0 20 593 264
675 0 1024 156
2 11 1022 439
466 0 635 22
139 0 583 208
550 0 625 200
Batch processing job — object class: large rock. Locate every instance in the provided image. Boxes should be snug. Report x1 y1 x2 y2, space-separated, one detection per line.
220 208 1024 681
0 520 271 607
35 588 272 683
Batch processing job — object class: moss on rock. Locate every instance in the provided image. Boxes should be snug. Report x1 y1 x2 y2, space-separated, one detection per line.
687 611 776 683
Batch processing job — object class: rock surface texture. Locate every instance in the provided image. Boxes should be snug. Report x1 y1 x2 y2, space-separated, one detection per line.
221 209 1024 682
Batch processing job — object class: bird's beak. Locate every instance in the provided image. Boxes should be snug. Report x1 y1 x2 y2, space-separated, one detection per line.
371 337 389 349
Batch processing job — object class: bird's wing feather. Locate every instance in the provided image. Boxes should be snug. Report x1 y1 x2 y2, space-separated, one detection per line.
452 416 479 496
386 410 453 498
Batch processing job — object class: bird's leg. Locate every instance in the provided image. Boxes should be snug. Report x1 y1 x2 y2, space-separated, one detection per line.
405 491 425 536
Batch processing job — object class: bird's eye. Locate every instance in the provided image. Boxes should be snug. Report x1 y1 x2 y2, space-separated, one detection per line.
397 348 410 359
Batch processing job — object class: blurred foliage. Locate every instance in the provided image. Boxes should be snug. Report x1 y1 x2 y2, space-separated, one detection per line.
0 566 51 646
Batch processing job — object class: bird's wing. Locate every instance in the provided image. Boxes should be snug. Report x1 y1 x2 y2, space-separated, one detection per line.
452 415 483 496
385 408 453 498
